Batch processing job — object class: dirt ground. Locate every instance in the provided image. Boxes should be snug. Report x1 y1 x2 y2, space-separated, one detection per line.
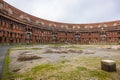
9 45 120 80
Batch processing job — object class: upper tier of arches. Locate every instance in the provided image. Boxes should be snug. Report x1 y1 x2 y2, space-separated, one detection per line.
0 0 120 32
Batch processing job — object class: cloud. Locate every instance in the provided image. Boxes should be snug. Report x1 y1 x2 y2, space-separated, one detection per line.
4 0 120 23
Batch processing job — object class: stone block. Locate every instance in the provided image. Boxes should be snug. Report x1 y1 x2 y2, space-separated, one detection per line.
101 60 116 72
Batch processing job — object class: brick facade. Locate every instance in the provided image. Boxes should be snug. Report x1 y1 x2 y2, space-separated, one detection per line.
0 1 120 44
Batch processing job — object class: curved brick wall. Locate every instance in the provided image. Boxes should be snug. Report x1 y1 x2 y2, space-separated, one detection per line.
0 0 120 44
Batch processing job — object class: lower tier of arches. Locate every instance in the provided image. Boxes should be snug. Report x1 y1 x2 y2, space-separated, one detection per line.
0 15 120 45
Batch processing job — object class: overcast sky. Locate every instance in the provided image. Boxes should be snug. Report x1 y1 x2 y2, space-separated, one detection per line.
4 0 120 23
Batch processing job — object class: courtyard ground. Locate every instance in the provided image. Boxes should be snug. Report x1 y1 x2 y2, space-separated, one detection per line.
4 44 120 80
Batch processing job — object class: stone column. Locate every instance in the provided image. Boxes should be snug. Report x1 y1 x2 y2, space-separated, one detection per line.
2 37 4 43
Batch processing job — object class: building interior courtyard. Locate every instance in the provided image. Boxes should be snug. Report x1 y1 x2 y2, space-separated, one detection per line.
0 0 120 80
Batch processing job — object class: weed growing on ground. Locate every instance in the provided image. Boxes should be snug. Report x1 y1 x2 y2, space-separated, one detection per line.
3 49 13 80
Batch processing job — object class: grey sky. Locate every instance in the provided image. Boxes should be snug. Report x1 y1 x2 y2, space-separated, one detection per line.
4 0 120 23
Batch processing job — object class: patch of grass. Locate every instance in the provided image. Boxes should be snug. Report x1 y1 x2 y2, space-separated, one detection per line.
77 66 88 71
89 70 109 79
12 63 64 79
2 48 13 80
56 66 111 80
67 45 78 48
32 64 63 74
12 46 28 50
31 48 42 50
66 45 84 51
8 56 118 80
24 77 34 80
118 42 120 45
21 57 110 80
0 43 10 46
32 64 54 74
13 47 42 50
50 44 63 47
61 60 70 64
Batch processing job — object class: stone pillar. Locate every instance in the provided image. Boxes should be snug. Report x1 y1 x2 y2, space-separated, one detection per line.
21 39 25 44
2 37 4 43
17 39 19 43
101 60 116 72
13 39 16 43
6 38 9 43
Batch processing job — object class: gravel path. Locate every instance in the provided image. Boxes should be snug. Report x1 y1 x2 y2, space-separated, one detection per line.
0 46 12 80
